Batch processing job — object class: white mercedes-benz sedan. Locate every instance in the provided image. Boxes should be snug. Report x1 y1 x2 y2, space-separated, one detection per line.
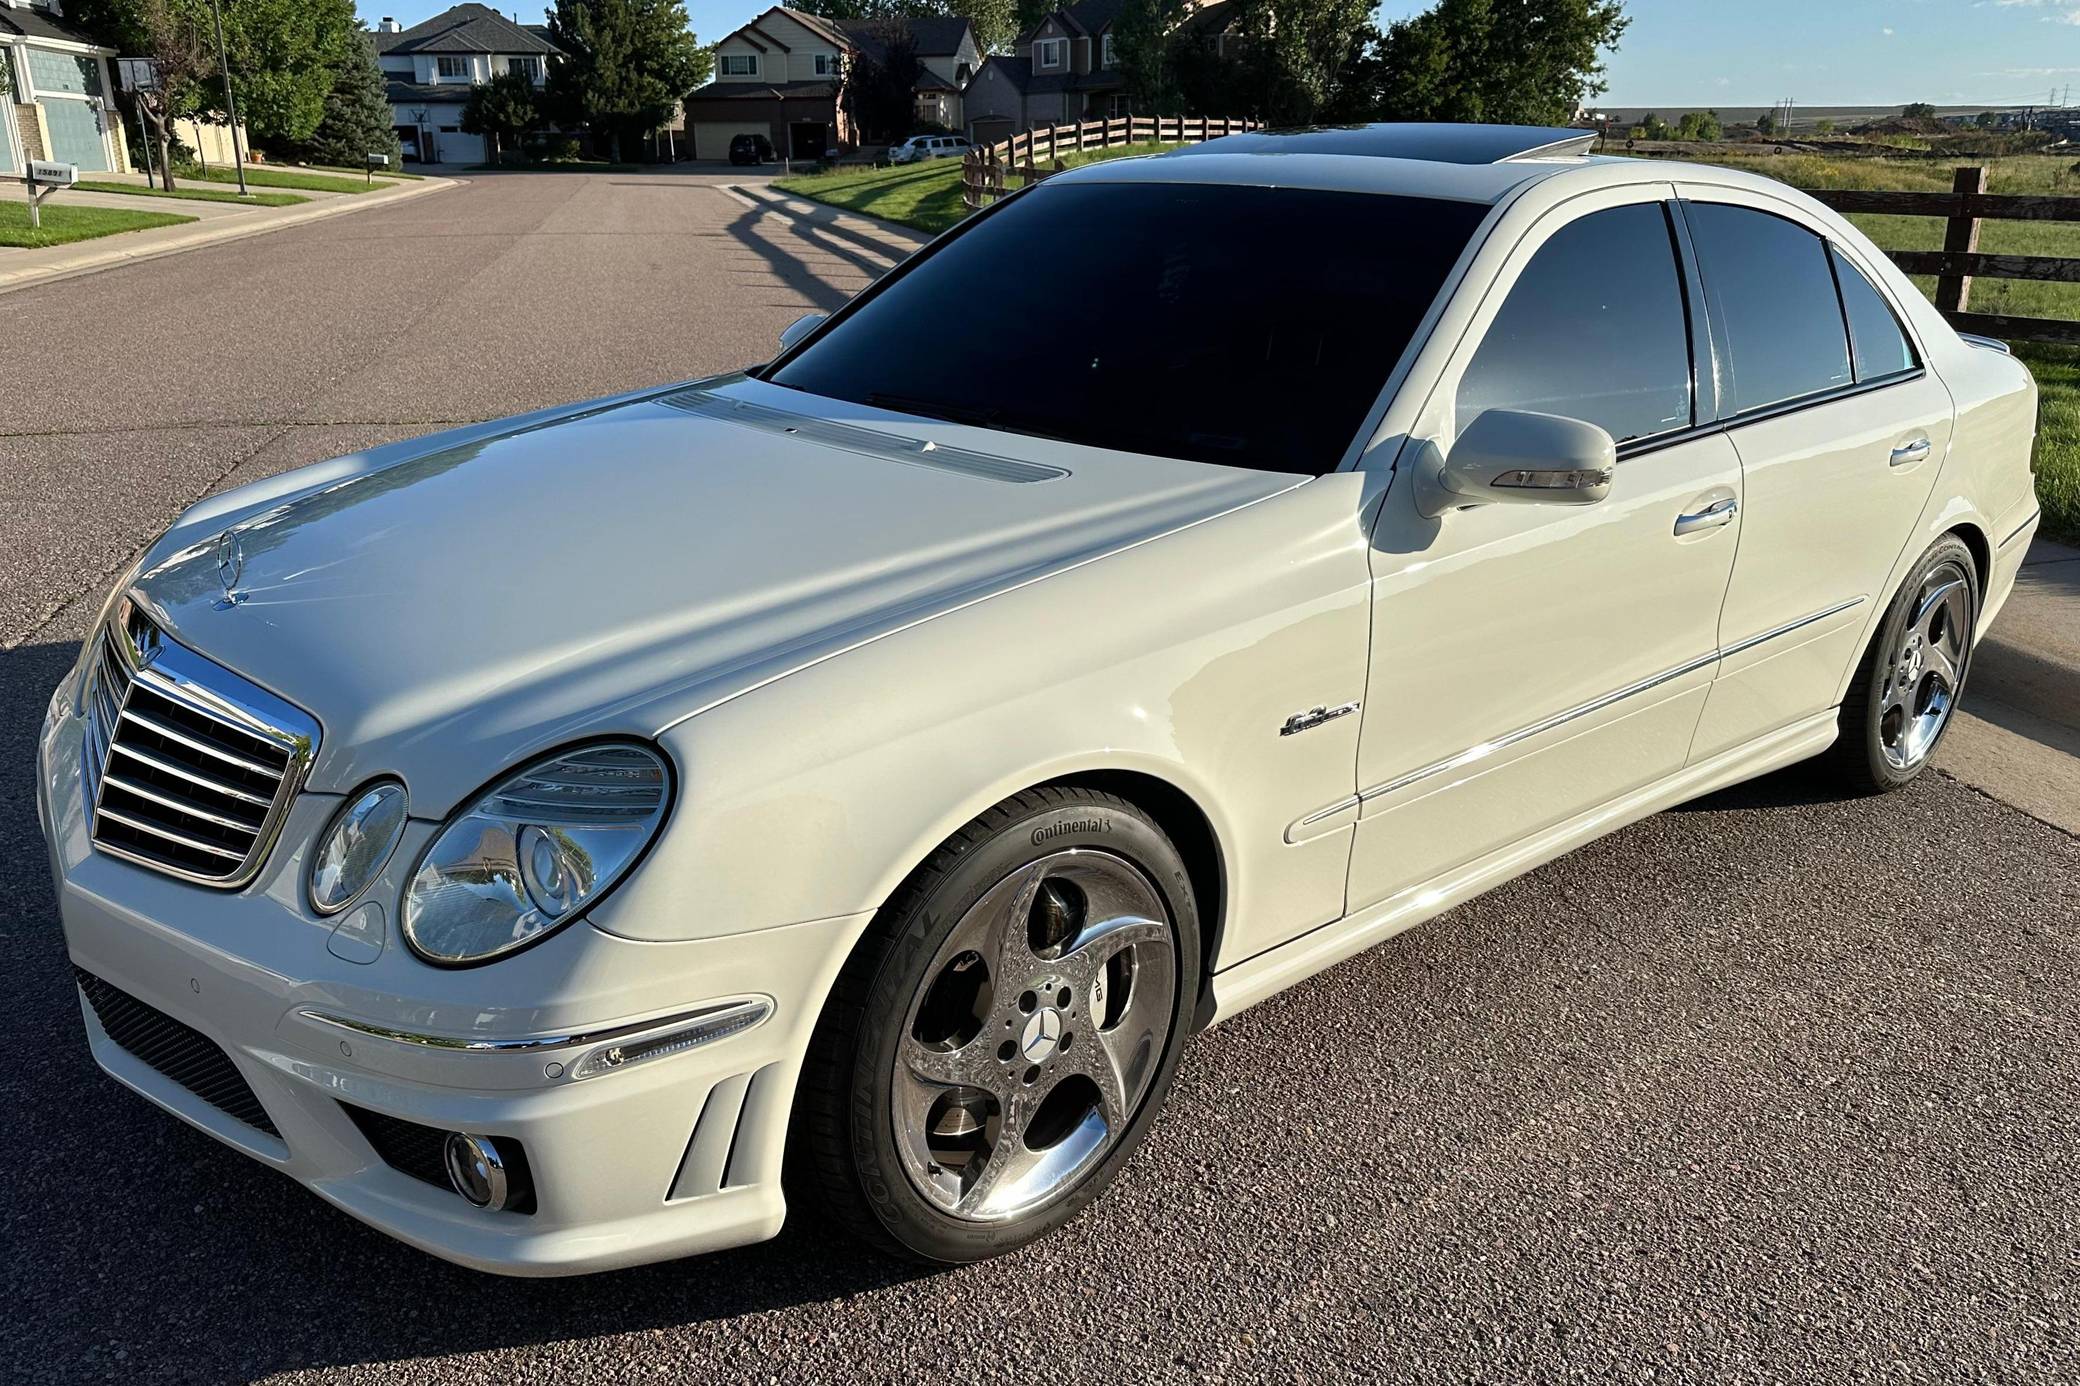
40 125 2040 1274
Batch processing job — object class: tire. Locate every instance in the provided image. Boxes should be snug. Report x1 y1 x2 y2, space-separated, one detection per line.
791 785 1201 1264
1829 534 1978 793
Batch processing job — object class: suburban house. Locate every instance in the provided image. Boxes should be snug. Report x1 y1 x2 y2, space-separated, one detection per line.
838 15 980 134
683 6 979 162
1 0 131 177
684 6 854 163
961 0 1128 146
374 4 560 166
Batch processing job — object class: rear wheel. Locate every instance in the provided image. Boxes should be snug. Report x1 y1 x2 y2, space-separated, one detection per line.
792 787 1199 1263
1831 535 1977 793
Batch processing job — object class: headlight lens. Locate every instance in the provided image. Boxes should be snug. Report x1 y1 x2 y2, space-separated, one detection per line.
401 743 670 965
308 781 409 915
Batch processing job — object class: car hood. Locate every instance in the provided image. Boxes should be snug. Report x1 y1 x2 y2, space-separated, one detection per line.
130 376 1297 811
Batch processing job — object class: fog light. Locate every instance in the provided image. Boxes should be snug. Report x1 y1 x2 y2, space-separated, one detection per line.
443 1132 510 1210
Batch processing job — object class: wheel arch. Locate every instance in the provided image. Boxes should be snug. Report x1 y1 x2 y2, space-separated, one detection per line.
1052 768 1229 1033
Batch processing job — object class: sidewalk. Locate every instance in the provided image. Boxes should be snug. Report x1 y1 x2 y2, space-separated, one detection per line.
1939 535 2080 833
0 169 453 295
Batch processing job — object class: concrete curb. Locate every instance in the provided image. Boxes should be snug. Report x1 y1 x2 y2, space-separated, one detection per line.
0 176 457 297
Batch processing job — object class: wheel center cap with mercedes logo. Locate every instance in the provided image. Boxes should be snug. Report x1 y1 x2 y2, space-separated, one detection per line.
1019 1006 1066 1063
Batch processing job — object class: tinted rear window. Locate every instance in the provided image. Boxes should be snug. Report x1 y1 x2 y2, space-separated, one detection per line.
769 182 1489 474
1684 202 1853 415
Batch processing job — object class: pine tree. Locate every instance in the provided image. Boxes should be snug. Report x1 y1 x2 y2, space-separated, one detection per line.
302 29 403 170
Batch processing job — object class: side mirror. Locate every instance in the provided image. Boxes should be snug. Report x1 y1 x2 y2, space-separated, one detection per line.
778 312 826 353
1415 409 1617 519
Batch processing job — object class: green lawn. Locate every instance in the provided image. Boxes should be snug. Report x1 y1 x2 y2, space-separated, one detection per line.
76 180 307 208
185 166 397 195
773 142 1184 235
306 164 424 180
1632 151 2080 542
0 201 195 248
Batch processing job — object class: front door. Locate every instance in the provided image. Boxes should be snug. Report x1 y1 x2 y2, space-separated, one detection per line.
1674 193 1955 759
1349 192 1742 912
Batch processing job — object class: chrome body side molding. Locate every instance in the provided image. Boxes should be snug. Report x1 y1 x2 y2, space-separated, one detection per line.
1349 597 1866 807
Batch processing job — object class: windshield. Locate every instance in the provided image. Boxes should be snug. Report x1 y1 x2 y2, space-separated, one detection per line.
767 181 1490 475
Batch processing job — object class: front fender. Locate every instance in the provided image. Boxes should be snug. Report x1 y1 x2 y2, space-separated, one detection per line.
586 474 1381 975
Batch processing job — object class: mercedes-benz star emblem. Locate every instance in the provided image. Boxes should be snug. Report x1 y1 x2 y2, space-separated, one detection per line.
1019 1007 1065 1063
213 529 247 608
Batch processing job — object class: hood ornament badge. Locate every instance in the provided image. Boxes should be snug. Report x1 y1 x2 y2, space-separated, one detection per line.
213 529 248 609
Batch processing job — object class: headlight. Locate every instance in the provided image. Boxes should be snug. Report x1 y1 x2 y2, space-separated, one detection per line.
401 743 671 965
309 781 409 915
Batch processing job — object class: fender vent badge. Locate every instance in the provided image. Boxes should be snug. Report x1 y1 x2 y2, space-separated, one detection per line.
1280 701 1360 737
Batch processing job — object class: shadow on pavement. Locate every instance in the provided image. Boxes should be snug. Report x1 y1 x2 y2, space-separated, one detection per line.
0 639 937 1382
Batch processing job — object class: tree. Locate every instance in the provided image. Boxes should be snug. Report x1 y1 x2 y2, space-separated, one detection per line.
1232 0 1375 124
463 69 545 164
223 0 360 147
841 18 921 141
1755 109 1775 136
1674 109 1720 141
546 0 711 163
1902 101 1937 122
1353 0 1629 128
67 0 357 172
1815 117 1835 133
1639 111 1668 140
1114 0 1192 113
297 28 404 170
791 0 1019 55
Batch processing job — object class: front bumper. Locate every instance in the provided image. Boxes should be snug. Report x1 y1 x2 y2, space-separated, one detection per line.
39 685 864 1277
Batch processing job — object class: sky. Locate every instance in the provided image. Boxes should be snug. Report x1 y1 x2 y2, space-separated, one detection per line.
354 1 2080 109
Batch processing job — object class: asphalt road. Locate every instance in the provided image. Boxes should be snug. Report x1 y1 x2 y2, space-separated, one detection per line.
2 172 2076 1385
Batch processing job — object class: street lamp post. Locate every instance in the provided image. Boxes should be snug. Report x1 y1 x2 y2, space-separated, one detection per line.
206 0 249 197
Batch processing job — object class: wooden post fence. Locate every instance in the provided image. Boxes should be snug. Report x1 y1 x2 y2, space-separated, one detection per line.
961 115 1260 214
1810 165 2080 347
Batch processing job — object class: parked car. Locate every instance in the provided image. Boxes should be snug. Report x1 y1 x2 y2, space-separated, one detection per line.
43 124 2038 1276
728 132 775 166
890 133 972 164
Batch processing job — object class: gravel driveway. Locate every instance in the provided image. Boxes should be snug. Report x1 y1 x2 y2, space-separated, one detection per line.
2 171 2074 1384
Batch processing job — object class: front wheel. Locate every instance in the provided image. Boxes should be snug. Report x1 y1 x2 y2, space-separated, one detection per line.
791 787 1200 1264
1830 535 1978 792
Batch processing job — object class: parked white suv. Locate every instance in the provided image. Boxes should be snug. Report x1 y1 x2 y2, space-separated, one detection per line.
890 133 972 164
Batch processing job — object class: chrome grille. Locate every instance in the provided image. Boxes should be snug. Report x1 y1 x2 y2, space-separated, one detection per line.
83 600 319 887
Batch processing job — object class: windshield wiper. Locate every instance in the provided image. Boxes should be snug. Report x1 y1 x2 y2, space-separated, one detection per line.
865 392 1001 428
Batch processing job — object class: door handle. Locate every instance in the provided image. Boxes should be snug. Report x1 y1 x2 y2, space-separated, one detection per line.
1673 496 1738 536
1890 438 1933 467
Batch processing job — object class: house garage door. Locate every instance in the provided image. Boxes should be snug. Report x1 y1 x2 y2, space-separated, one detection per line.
694 122 773 161
41 99 111 172
433 126 484 166
969 117 1014 150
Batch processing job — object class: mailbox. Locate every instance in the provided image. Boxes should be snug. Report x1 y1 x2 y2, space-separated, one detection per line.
27 160 80 188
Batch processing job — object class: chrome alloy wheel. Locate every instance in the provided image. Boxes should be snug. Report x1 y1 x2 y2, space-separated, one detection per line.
893 849 1178 1223
1878 560 1973 772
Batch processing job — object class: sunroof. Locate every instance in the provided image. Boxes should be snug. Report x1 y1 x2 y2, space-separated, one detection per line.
1165 123 1599 166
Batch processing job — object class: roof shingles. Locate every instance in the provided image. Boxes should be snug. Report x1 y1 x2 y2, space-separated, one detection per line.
373 4 559 57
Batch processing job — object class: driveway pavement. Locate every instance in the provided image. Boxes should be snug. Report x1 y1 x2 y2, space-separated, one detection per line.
1 173 2075 1384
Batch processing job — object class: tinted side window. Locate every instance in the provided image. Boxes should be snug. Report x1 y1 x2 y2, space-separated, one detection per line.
1685 202 1852 414
1831 246 1919 381
1456 203 1692 446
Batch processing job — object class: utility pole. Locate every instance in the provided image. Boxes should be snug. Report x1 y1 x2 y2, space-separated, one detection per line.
206 0 249 197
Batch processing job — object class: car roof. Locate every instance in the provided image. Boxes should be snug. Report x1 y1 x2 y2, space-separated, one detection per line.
1050 123 1632 206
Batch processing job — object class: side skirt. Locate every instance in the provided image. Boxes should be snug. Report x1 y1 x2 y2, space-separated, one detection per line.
1202 709 1840 1028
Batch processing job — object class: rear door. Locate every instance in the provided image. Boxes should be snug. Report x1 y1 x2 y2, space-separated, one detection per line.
1348 190 1744 913
1676 193 1955 759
